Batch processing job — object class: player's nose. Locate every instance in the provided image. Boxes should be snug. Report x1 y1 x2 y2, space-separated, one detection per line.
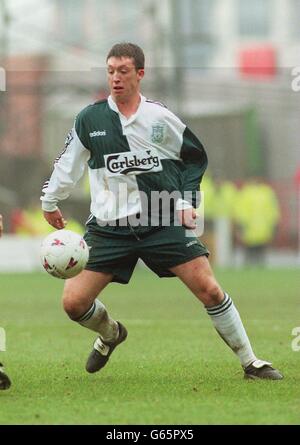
112 73 121 82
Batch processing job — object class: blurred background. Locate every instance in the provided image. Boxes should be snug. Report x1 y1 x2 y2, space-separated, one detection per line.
0 0 300 271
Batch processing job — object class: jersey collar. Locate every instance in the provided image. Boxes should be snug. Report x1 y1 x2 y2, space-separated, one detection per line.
108 94 146 126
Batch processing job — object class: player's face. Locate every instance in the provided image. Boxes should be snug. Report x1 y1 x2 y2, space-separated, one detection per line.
107 57 144 102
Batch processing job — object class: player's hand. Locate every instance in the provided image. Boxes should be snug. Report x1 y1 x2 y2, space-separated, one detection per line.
43 209 67 230
0 214 3 237
177 208 197 229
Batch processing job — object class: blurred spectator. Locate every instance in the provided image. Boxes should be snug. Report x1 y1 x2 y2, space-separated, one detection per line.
234 178 280 265
200 173 217 220
214 179 239 220
200 175 238 266
10 205 84 236
214 179 239 267
199 173 217 261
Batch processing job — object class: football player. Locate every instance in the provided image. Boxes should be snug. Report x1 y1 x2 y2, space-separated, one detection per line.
42 43 282 380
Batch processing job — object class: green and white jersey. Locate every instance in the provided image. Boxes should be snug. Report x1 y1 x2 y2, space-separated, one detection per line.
41 95 207 230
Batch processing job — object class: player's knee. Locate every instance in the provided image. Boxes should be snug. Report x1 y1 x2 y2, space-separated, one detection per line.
62 292 84 320
199 280 223 306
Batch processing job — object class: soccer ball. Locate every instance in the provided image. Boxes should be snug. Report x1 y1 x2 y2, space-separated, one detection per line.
40 229 89 279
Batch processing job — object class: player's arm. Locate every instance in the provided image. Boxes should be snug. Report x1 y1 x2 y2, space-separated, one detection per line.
177 126 207 228
179 126 207 205
41 125 90 229
161 110 207 228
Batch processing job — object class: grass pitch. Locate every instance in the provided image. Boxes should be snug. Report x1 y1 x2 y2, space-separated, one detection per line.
0 267 299 425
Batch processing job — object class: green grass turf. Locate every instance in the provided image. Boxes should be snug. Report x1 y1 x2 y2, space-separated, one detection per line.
0 267 299 425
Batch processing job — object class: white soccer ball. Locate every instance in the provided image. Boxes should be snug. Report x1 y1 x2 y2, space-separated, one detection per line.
40 229 89 279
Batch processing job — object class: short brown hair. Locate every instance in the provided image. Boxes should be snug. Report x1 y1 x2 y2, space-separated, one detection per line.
106 43 145 70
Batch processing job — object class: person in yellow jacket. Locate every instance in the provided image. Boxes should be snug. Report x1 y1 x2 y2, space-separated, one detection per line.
12 206 84 237
200 175 239 221
198 173 217 260
199 173 217 220
214 180 239 219
234 178 280 265
199 175 239 265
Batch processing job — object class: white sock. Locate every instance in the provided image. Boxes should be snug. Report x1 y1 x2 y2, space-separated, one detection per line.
206 293 256 367
77 300 119 343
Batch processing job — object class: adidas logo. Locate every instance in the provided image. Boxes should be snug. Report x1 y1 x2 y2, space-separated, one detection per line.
89 130 106 137
186 240 198 248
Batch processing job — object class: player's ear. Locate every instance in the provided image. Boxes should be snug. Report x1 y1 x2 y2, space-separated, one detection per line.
137 68 145 81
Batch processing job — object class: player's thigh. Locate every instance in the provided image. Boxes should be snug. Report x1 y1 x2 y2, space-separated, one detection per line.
63 269 113 307
139 225 209 275
169 256 223 305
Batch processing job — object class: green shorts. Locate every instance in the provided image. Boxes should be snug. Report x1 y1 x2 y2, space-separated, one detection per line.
84 225 209 284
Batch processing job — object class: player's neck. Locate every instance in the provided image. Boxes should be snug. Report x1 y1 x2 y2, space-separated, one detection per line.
114 92 141 119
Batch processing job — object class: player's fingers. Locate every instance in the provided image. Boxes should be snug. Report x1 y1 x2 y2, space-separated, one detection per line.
177 210 196 229
46 215 60 229
185 221 196 229
53 217 66 229
181 209 197 229
44 210 66 229
188 213 197 229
